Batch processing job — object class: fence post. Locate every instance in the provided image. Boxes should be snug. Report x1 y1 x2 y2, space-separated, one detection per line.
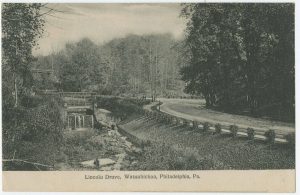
193 121 198 130
265 130 275 144
202 122 210 132
215 123 221 134
176 118 180 125
91 115 94 129
173 117 176 125
247 128 255 140
229 125 238 137
183 119 189 127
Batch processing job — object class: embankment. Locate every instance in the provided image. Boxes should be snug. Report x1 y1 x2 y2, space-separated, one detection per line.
119 116 295 170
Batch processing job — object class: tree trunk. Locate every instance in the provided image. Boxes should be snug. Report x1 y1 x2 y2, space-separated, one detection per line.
14 75 18 107
205 94 211 108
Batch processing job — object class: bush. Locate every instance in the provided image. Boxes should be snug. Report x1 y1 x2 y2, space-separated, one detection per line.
229 125 238 137
215 123 222 134
2 97 64 170
135 142 226 170
264 130 276 144
64 130 95 146
95 96 150 120
247 128 255 140
203 122 210 132
20 95 44 108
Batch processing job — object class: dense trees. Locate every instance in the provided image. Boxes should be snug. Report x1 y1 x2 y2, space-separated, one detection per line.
100 34 184 98
34 34 185 98
2 3 45 108
59 38 105 92
2 4 65 170
181 3 294 121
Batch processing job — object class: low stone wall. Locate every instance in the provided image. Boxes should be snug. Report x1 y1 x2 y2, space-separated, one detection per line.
143 108 294 145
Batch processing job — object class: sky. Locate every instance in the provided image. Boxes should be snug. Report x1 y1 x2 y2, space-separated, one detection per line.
33 3 187 56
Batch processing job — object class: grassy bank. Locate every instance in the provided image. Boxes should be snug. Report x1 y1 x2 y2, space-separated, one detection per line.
118 124 225 170
120 116 295 170
55 129 121 170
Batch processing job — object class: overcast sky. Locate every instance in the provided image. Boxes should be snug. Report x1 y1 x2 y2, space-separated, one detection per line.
34 3 187 56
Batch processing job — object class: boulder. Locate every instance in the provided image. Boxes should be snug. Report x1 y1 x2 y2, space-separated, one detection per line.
80 158 116 168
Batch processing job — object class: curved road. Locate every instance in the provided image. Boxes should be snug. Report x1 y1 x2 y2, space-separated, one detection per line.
158 98 294 134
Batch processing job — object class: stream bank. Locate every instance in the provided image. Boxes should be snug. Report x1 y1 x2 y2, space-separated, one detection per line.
55 108 143 171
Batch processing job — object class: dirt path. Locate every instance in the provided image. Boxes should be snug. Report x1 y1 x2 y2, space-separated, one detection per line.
158 98 294 133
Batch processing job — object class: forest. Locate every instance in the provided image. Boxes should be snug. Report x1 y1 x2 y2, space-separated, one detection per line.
2 3 295 171
31 4 295 121
32 34 186 98
181 3 294 121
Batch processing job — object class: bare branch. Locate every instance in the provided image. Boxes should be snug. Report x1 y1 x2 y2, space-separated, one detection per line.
44 6 67 14
38 8 55 17
3 159 54 169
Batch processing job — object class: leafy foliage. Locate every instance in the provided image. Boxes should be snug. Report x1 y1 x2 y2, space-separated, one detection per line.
181 4 294 122
2 3 45 108
2 97 64 170
1 4 66 171
95 96 150 120
33 34 186 97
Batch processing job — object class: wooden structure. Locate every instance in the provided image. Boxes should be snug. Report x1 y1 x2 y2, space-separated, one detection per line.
62 92 96 130
67 113 94 130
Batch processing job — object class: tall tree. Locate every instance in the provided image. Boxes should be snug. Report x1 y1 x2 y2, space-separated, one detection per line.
181 3 294 121
2 3 45 108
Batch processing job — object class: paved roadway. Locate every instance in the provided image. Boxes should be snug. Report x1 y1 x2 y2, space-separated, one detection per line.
157 98 295 134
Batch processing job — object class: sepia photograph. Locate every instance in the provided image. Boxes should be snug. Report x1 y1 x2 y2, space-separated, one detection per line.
1 1 295 192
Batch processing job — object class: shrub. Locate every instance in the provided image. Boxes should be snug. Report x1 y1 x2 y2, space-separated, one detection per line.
229 125 238 137
95 96 150 120
215 123 222 134
2 97 64 170
285 133 295 145
264 130 276 144
86 135 104 150
64 130 95 146
247 128 255 140
203 122 210 132
20 95 44 108
135 143 226 170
